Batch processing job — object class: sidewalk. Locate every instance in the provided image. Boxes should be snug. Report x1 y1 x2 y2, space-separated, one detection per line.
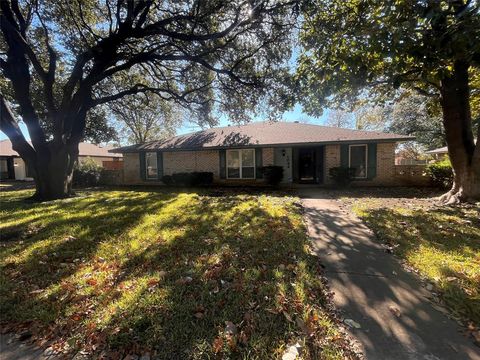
300 189 479 360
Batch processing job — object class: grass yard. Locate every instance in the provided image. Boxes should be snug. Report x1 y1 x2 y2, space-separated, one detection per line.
342 193 480 327
0 188 355 359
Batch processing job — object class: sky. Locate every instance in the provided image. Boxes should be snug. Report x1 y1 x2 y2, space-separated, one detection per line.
0 103 330 142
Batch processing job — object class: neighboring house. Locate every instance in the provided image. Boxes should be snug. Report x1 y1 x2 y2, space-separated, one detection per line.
425 146 448 160
111 121 412 186
0 140 122 181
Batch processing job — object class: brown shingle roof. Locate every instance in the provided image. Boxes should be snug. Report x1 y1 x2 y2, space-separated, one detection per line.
0 139 122 158
111 121 413 153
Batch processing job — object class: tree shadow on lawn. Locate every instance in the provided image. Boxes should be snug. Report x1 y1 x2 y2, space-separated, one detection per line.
0 190 178 322
303 202 480 359
0 189 348 359
300 186 443 200
359 206 480 325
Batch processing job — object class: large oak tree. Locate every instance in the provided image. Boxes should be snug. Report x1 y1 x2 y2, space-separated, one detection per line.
0 0 297 200
296 0 480 203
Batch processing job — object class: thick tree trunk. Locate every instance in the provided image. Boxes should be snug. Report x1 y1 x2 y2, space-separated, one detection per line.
29 142 79 201
439 60 480 204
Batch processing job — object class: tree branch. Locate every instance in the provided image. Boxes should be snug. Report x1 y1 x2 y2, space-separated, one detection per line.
0 94 36 161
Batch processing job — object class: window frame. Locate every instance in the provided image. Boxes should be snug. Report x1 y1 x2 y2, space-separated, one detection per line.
226 149 256 179
145 151 158 180
348 144 368 179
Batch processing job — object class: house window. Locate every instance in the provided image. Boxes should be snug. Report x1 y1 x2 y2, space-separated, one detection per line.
227 149 255 179
349 145 367 178
145 152 158 179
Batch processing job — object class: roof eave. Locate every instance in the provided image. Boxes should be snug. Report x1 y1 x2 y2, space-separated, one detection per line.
109 137 414 153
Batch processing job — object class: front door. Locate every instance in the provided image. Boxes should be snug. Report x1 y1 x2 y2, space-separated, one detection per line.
298 148 315 182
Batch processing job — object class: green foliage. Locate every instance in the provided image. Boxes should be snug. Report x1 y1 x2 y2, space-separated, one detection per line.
109 93 182 145
386 91 445 149
295 0 480 113
426 159 454 189
328 167 355 187
0 189 355 358
161 175 174 186
167 172 214 186
261 166 284 186
73 157 102 187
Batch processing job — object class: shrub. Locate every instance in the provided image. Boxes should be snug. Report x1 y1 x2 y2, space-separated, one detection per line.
261 166 284 186
191 172 214 185
166 172 214 186
426 159 453 189
161 175 174 185
172 172 192 186
73 157 102 187
329 167 356 187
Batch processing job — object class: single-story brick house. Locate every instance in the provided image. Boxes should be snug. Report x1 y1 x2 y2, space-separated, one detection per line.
110 121 412 185
0 140 122 181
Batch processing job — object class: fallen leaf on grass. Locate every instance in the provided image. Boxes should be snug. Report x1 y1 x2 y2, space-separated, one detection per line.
71 314 83 321
224 321 237 335
283 311 293 323
212 337 223 354
344 319 361 329
176 276 193 285
238 331 249 345
388 305 401 317
193 305 205 319
86 278 98 286
282 342 302 360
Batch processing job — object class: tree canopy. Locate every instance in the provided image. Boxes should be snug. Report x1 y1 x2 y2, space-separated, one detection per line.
0 0 298 199
110 93 182 145
296 0 480 112
296 0 480 202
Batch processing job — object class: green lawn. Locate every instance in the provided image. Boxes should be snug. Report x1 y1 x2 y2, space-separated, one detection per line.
0 188 354 359
348 198 480 327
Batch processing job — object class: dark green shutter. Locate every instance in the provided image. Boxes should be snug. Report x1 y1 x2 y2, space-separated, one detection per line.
219 150 226 179
340 144 349 168
315 146 324 183
292 148 299 182
139 152 146 181
255 148 263 179
367 143 377 179
157 151 163 179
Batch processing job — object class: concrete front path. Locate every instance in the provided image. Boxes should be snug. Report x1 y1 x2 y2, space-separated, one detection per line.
300 189 480 360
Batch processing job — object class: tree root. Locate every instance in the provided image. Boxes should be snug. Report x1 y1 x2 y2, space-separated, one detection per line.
438 190 463 205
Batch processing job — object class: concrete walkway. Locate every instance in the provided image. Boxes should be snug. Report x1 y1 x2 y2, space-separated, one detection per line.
300 189 480 360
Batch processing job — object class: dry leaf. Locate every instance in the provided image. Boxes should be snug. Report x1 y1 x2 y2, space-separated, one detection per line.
71 314 82 321
147 279 159 288
224 321 237 335
283 311 293 323
388 305 401 317
282 342 302 360
212 337 223 354
86 278 97 286
344 319 361 329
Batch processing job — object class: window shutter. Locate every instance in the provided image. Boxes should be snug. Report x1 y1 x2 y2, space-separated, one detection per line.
157 151 163 180
292 148 299 181
255 148 263 179
139 152 146 181
219 150 226 179
315 146 324 184
367 143 377 179
340 144 349 168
